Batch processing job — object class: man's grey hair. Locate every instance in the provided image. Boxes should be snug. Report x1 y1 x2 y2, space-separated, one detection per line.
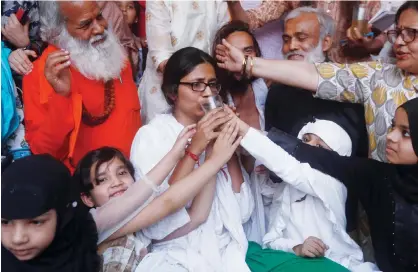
39 1 64 45
285 7 336 39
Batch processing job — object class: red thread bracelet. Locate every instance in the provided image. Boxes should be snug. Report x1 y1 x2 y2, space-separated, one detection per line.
185 150 199 162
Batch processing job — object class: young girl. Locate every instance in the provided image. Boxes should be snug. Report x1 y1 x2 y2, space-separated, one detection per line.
235 98 418 272
115 1 145 84
2 155 100 272
74 122 241 271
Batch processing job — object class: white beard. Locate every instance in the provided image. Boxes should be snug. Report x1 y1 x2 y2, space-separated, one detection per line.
56 28 126 81
284 42 326 63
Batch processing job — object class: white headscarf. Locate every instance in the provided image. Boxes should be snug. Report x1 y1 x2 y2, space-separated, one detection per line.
297 119 352 156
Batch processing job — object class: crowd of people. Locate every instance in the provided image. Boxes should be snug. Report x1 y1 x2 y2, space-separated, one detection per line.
1 1 417 272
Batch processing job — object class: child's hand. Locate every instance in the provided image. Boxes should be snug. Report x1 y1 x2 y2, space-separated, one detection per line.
171 124 197 159
208 121 242 166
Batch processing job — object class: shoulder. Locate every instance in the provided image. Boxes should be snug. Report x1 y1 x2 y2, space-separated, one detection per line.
130 114 177 156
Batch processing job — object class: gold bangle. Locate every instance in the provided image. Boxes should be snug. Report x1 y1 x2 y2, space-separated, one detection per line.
241 56 248 76
249 57 254 78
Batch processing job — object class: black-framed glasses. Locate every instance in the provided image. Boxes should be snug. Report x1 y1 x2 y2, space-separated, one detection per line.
178 81 221 93
387 27 418 44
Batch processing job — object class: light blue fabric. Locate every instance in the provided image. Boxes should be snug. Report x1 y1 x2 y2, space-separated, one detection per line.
1 41 20 142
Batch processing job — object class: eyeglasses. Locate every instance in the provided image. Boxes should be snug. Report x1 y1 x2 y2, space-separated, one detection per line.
387 27 418 44
178 81 221 93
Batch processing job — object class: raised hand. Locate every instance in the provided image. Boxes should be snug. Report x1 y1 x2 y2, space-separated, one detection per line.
222 106 250 137
215 39 245 73
294 236 329 258
44 50 72 97
1 14 30 48
171 124 197 159
188 108 232 155
208 120 242 166
346 24 375 49
8 49 37 75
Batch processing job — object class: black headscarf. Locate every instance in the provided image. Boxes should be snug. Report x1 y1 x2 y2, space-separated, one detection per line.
1 154 100 272
401 98 418 157
392 98 418 203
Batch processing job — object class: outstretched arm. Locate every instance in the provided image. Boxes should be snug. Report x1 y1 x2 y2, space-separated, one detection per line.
105 121 242 242
216 39 318 92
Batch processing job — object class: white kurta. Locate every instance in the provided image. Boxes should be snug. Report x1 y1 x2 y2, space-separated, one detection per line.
130 114 254 272
139 1 229 123
226 78 272 244
241 128 379 272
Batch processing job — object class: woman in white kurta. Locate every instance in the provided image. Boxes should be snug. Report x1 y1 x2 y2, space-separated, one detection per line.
131 47 254 271
139 0 229 123
237 118 379 271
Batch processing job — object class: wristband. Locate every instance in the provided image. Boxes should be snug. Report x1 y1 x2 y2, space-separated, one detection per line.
185 149 199 162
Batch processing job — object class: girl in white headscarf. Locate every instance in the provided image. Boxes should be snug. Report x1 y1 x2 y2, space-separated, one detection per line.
245 119 379 272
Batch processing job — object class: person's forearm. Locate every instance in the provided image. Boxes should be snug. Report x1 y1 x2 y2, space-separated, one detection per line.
155 176 216 242
227 1 250 24
168 154 196 185
251 58 318 92
146 148 182 186
227 154 244 193
106 157 224 241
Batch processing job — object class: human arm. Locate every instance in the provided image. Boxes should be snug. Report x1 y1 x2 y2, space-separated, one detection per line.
8 48 37 75
238 121 389 213
227 154 244 193
22 50 74 158
107 121 242 241
146 0 173 73
1 14 30 48
93 125 196 243
169 108 233 185
216 39 377 104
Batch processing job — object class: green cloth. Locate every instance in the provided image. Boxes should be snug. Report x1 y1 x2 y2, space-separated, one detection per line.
246 242 350 272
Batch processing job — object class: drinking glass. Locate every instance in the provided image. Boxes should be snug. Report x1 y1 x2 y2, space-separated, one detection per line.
199 95 224 114
351 3 369 35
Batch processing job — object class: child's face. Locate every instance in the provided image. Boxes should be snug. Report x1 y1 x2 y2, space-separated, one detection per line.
386 107 418 164
115 1 137 26
81 158 135 207
302 133 332 151
1 210 57 261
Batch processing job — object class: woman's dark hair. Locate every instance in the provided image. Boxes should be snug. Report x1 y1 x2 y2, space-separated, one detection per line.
211 20 262 59
395 1 418 25
73 147 135 195
130 1 142 35
161 47 217 106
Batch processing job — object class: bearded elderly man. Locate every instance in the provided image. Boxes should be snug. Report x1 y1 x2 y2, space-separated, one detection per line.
265 7 368 159
264 6 371 261
23 1 141 171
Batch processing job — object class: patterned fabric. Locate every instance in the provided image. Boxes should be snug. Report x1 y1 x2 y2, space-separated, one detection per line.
1 1 45 55
99 235 147 272
242 0 285 60
139 0 229 123
6 86 31 160
315 61 418 162
245 0 381 63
